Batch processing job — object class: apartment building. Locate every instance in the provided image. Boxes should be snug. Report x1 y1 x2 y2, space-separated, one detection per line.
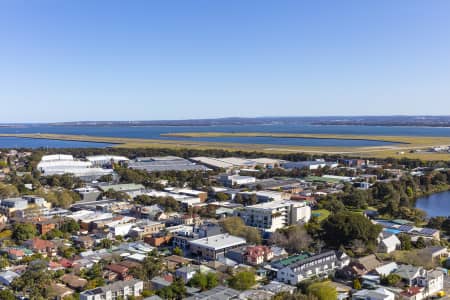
0 196 51 216
234 200 311 232
80 279 143 300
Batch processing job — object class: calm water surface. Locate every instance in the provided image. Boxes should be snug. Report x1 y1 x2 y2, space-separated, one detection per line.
1 123 450 148
415 191 450 217
0 137 112 149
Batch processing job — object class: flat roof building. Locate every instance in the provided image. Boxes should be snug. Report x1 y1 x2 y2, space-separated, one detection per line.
37 154 113 180
80 279 143 300
235 200 311 232
129 156 210 172
86 155 129 167
189 233 246 260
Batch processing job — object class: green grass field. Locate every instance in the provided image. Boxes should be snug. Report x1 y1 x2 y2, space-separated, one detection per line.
312 209 331 222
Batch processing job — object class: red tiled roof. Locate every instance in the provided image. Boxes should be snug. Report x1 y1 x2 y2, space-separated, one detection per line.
163 274 174 283
27 237 56 250
8 248 24 256
48 261 62 269
246 245 272 258
59 258 73 268
401 286 423 296
106 264 128 274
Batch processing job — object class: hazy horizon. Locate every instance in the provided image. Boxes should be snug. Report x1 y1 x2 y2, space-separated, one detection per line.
2 115 450 125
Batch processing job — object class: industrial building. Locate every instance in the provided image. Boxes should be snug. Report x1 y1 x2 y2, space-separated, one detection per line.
86 155 129 167
37 154 113 180
128 156 209 172
219 174 256 187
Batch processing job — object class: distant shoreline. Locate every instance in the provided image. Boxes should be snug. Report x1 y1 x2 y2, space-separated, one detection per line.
2 132 450 161
4 115 450 128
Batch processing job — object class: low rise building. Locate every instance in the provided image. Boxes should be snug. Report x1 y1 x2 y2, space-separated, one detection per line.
219 174 256 187
377 234 401 253
273 251 350 285
130 221 165 239
24 237 57 257
80 279 143 300
86 155 129 167
0 195 51 216
97 183 146 198
129 156 209 172
61 274 88 291
352 288 395 300
189 233 246 260
0 270 20 286
185 285 240 300
37 154 113 180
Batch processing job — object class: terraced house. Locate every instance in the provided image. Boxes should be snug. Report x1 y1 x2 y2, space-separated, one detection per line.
273 251 350 285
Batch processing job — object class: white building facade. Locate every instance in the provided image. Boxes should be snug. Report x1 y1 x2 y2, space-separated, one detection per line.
235 200 311 232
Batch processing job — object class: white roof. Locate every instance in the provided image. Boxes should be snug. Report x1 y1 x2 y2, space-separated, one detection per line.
189 233 246 250
171 188 206 196
249 158 283 165
86 155 129 162
0 270 20 283
127 253 147 262
244 199 306 210
41 154 74 161
381 234 401 248
375 262 398 276
353 288 394 299
190 157 235 169
38 160 92 168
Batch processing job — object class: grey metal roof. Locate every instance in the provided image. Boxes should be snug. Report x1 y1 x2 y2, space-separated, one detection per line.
184 286 240 300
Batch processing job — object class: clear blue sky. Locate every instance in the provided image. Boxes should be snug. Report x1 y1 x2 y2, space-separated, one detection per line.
1 0 450 122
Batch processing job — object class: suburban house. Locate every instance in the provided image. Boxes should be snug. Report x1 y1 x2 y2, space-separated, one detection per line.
227 245 274 265
352 287 395 300
175 265 214 283
47 283 74 300
24 237 57 257
341 254 382 278
73 236 95 249
377 233 401 253
246 245 274 265
0 270 20 286
392 265 444 298
105 263 133 281
60 274 88 291
273 251 350 285
185 286 240 300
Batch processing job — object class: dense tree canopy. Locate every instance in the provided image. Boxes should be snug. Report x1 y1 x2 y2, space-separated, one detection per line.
220 217 262 245
322 211 382 248
306 281 337 300
228 270 256 291
12 223 37 241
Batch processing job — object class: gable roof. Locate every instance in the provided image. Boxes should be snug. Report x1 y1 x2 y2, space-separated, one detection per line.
381 235 401 248
61 274 88 289
355 255 382 271
25 237 56 250
374 262 398 276
394 265 423 280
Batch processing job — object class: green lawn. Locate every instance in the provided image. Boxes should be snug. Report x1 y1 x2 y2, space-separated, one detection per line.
312 209 331 222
